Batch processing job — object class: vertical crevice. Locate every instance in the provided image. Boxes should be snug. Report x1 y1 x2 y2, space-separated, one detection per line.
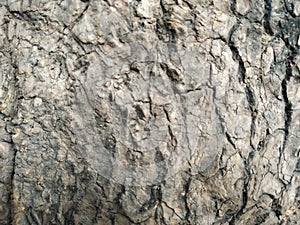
227 20 255 224
6 48 19 225
153 184 166 225
230 0 237 16
281 61 292 151
228 29 257 150
158 0 177 43
228 154 251 225
263 0 274 36
183 177 191 224
8 145 17 224
278 20 296 152
277 16 297 185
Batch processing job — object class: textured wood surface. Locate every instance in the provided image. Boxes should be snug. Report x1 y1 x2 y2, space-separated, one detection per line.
0 0 300 224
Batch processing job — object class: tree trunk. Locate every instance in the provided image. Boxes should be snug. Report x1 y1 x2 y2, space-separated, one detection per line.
1 0 300 224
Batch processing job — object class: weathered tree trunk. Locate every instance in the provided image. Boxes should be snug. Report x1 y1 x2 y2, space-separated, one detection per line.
1 0 300 224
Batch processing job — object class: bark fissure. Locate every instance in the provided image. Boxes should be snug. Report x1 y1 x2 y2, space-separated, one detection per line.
263 0 274 35
1 0 300 224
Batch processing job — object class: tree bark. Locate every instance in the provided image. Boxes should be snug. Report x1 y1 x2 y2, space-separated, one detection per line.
0 0 300 224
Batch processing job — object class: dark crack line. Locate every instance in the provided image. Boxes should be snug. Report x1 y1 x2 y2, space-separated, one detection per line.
229 156 251 225
8 145 17 224
6 50 19 225
277 58 293 182
278 21 298 53
183 177 191 223
158 0 177 43
230 0 237 16
68 0 90 30
283 0 297 18
227 20 256 224
152 184 167 225
263 0 274 36
277 22 297 178
70 32 88 54
225 132 236 149
161 200 183 220
228 26 257 150
281 61 292 151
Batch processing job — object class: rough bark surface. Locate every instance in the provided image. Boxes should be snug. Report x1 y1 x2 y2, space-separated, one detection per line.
0 0 300 224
